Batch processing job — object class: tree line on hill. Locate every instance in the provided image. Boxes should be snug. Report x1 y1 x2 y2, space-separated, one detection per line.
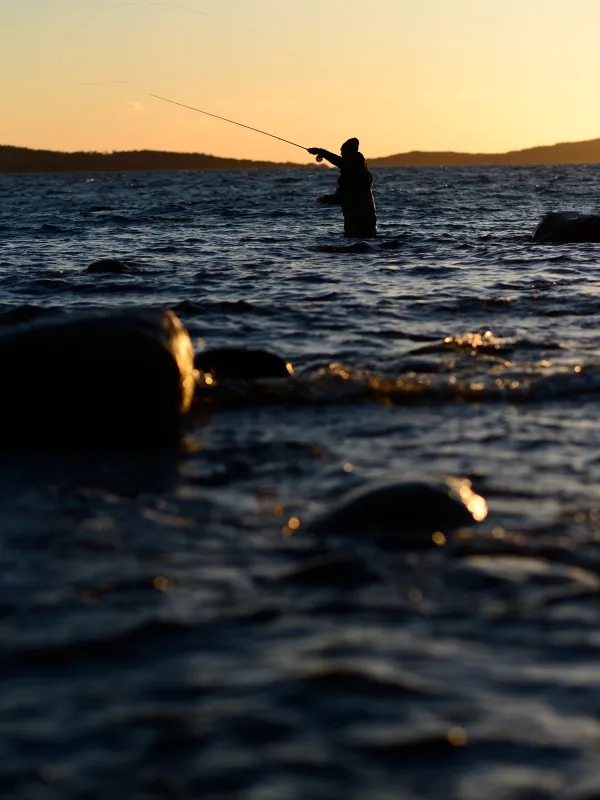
0 146 302 173
3 138 600 173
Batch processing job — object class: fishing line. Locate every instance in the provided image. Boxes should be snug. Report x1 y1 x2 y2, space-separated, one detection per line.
64 2 367 158
149 93 309 152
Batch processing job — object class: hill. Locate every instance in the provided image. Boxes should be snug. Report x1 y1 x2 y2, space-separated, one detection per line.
4 138 600 173
369 138 600 167
0 145 305 174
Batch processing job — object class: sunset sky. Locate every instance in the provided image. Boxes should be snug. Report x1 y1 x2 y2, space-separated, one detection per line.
2 0 600 163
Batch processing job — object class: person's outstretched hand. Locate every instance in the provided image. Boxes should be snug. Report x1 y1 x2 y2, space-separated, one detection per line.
307 148 321 155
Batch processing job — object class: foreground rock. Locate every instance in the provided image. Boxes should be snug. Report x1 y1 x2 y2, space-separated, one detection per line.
0 309 195 446
532 211 600 243
309 477 487 549
194 347 293 380
0 305 63 327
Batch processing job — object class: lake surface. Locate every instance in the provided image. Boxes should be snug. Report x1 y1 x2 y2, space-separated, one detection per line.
2 165 600 798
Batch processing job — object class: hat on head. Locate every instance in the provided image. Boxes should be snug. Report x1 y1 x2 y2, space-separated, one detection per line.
341 137 359 153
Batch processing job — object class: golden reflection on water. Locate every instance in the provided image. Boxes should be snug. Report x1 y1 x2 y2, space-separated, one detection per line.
285 517 301 535
447 727 468 747
448 478 488 523
154 576 172 592
327 363 351 380
443 330 505 352
142 508 195 528
168 310 196 413
282 517 301 536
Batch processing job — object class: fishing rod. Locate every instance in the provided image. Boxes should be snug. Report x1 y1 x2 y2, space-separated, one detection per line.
149 93 310 153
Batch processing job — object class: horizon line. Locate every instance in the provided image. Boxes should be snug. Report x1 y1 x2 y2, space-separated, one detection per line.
0 134 598 158
3 136 600 169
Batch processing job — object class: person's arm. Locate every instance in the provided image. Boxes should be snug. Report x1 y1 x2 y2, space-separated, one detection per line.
316 194 342 206
307 148 343 169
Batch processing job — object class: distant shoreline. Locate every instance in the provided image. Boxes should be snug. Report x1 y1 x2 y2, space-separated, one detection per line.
2 139 600 173
370 137 600 167
0 146 307 174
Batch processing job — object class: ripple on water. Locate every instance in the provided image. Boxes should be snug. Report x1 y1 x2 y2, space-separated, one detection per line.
2 166 600 793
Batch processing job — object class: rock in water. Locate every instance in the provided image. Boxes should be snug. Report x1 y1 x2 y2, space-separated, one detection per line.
309 477 487 549
0 309 195 446
319 242 374 254
0 305 62 327
194 347 293 380
86 259 138 274
531 211 600 243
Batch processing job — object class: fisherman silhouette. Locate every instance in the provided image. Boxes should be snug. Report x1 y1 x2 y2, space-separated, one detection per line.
308 138 377 238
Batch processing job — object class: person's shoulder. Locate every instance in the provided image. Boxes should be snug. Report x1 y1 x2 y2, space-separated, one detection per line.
343 153 364 164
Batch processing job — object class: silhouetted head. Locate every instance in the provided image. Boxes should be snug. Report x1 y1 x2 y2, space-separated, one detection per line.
341 138 359 156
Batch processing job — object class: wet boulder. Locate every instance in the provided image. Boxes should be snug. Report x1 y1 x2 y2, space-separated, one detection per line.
194 347 293 380
532 211 600 243
273 552 381 589
309 477 487 549
0 305 63 327
0 308 195 446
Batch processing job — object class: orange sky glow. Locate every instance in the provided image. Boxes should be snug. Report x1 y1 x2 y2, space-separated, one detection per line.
2 0 600 163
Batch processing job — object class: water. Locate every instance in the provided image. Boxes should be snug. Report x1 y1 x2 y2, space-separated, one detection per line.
2 165 600 797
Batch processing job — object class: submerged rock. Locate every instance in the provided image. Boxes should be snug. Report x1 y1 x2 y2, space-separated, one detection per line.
274 552 380 588
194 347 293 380
0 308 195 446
531 211 600 243
310 477 487 549
86 259 139 274
318 242 374 254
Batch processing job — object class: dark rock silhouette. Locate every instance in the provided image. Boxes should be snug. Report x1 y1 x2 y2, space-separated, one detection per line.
7 137 600 174
318 242 375 254
309 477 487 549
0 305 63 327
370 137 600 167
532 211 600 243
0 309 195 446
318 239 404 254
86 259 139 274
0 145 304 174
274 552 380 588
194 347 293 380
